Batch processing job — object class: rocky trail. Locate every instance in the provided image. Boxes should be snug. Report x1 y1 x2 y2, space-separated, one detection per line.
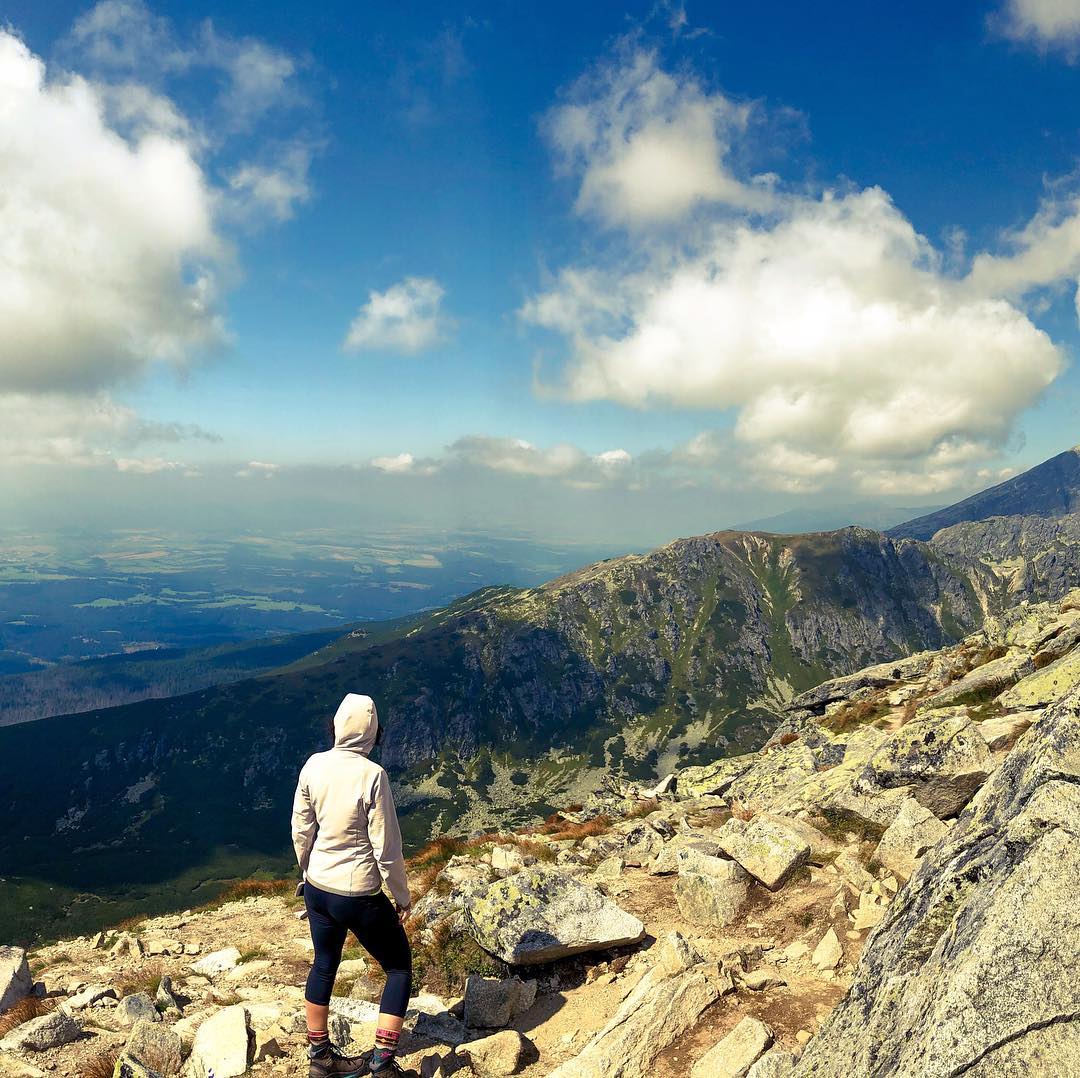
2 589 1079 1077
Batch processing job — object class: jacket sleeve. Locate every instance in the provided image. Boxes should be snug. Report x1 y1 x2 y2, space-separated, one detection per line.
368 770 411 909
291 769 318 876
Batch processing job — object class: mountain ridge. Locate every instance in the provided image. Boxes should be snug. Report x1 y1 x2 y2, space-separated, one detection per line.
888 445 1080 540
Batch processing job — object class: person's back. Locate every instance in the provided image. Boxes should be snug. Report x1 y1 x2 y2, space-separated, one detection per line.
292 693 413 1078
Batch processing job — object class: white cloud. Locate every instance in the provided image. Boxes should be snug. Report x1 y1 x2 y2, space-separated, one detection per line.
115 456 184 474
343 277 451 355
0 31 225 392
371 452 418 473
228 144 312 222
0 392 211 468
525 52 1069 495
998 0 1080 48
236 460 279 479
544 48 771 227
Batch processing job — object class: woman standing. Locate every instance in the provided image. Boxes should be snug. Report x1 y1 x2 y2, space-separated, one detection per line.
292 693 413 1077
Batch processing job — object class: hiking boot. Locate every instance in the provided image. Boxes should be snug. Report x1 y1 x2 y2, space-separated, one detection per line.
307 1044 369 1078
368 1057 417 1077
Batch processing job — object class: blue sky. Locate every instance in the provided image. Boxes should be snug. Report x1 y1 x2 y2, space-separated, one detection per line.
3 0 1080 545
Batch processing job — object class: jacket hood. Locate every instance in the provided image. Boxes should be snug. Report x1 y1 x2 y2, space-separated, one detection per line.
333 693 379 754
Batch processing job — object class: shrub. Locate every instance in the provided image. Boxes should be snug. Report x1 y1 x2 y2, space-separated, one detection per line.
410 918 506 996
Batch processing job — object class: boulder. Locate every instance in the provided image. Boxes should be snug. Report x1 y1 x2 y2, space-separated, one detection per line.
792 685 1080 1077
463 975 536 1028
125 1019 183 1075
65 984 117 1011
673 849 751 927
999 648 1080 710
187 1004 252 1078
413 1010 468 1046
458 1030 533 1076
188 947 241 977
746 1050 798 1078
253 1026 287 1061
466 869 645 965
0 949 32 1013
547 933 727 1078
811 929 842 971
718 817 811 891
925 650 1033 708
490 845 525 874
648 832 722 875
154 976 182 1014
0 1009 80 1052
618 822 666 866
857 709 993 818
758 815 836 864
872 797 948 880
691 1016 774 1078
118 993 159 1026
976 712 1036 751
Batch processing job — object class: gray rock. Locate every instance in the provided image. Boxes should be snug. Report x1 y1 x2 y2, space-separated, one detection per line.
463 975 535 1028
0 949 32 1013
188 1004 252 1078
925 650 1033 708
466 869 645 965
857 708 993 818
0 1009 81 1052
413 1009 468 1046
872 797 948 880
793 685 1080 1077
673 849 751 927
458 1029 534 1076
618 822 666 866
328 1012 352 1047
648 832 722 876
65 984 117 1011
691 1016 774 1078
547 936 725 1078
113 1056 160 1078
746 1049 798 1078
154 975 182 1014
188 946 241 977
718 817 811 891
118 993 159 1026
125 1018 182 1075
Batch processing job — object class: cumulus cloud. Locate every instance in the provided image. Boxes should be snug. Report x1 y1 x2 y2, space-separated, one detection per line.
0 31 224 392
343 277 452 355
997 0 1080 48
524 51 1070 495
544 48 771 227
0 393 213 469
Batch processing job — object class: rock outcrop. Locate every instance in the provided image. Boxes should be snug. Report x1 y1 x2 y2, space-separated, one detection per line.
793 685 1080 1077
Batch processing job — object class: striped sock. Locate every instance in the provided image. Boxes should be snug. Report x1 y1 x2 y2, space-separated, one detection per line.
371 1027 400 1069
307 1029 330 1056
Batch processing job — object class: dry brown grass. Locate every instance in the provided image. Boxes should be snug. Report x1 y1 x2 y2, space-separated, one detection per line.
822 695 887 733
82 1047 121 1078
409 918 506 997
0 996 53 1038
117 961 166 999
530 812 612 842
206 877 295 909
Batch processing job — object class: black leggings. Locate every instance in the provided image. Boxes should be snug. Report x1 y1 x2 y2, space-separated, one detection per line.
304 881 412 1016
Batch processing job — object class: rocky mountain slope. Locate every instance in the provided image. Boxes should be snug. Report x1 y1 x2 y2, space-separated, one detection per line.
889 445 1080 540
7 496 1080 944
2 588 1077 1077
0 525 1002 942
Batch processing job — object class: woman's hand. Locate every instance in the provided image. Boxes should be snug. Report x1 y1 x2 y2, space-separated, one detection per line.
397 904 412 926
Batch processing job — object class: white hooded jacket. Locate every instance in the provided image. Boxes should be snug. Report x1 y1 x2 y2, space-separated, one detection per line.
291 693 411 908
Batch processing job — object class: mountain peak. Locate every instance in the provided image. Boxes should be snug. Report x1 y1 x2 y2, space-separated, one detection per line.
888 446 1080 541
